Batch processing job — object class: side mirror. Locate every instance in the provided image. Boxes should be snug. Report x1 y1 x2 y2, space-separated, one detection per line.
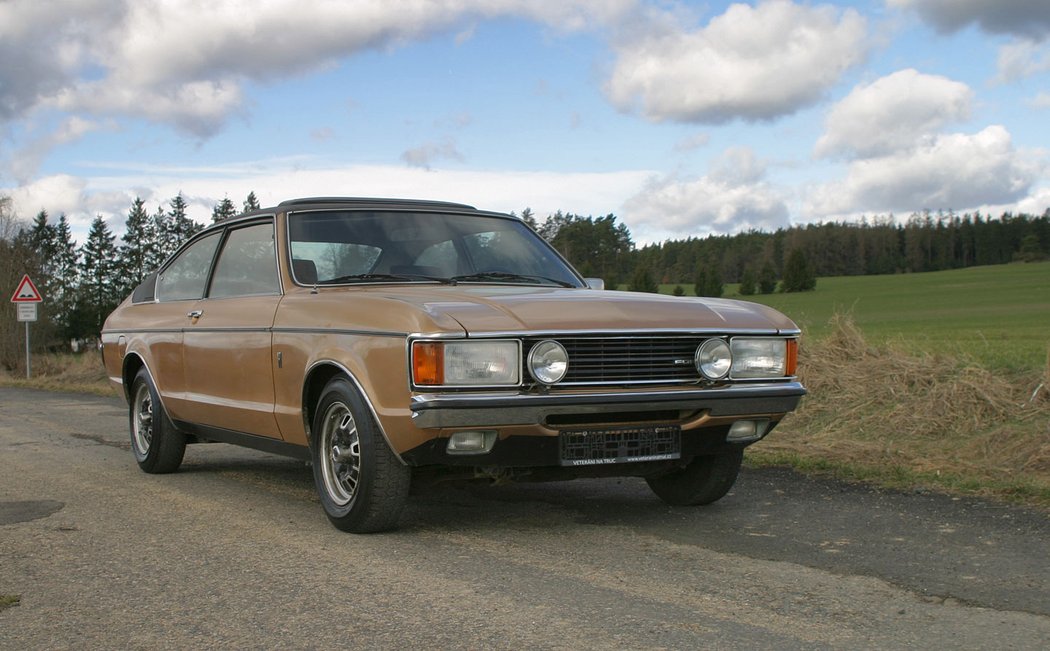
584 278 605 290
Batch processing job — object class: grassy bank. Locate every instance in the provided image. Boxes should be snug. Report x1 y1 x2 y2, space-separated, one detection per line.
662 260 1050 372
751 314 1049 508
0 352 116 396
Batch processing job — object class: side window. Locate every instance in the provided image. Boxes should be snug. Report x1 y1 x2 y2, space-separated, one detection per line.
156 232 221 302
209 223 279 298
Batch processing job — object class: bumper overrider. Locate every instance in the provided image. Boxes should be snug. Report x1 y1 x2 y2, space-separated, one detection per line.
402 381 806 468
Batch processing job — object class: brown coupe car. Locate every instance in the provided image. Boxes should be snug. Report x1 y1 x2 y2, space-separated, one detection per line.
101 197 805 532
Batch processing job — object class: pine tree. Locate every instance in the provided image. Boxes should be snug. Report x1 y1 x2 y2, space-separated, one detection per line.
739 267 757 296
156 194 201 259
781 249 817 292
692 263 723 297
758 261 778 294
703 263 723 298
169 193 201 243
693 265 708 298
629 265 658 293
23 211 63 345
118 198 160 296
243 191 261 213
52 214 80 338
77 215 120 335
212 196 237 222
520 207 537 230
27 210 58 279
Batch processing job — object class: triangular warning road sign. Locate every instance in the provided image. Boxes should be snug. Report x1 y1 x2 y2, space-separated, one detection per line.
11 274 43 303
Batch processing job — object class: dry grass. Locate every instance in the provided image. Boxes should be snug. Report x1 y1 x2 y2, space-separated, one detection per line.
751 314 1050 506
0 352 117 396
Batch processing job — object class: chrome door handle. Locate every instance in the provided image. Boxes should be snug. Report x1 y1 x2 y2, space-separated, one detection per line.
187 310 203 319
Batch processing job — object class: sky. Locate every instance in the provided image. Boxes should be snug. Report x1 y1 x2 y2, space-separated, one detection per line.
1 0 1049 245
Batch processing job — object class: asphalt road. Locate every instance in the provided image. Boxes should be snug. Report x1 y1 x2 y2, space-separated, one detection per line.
1 387 1048 650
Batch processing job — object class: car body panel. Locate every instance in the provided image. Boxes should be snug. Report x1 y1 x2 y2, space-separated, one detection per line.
181 294 283 439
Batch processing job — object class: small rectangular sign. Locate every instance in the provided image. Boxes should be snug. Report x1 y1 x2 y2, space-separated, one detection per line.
16 303 37 322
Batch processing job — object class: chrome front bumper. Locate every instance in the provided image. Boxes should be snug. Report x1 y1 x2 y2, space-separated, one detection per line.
409 382 806 429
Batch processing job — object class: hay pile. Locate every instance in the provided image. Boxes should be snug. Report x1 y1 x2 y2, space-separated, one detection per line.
763 314 1050 497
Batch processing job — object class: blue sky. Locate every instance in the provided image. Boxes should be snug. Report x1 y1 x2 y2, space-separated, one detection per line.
2 0 1049 244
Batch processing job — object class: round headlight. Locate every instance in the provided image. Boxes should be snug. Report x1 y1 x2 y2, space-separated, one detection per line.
696 338 731 380
528 340 568 385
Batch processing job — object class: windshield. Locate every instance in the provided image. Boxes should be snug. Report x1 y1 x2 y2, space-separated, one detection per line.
287 210 584 288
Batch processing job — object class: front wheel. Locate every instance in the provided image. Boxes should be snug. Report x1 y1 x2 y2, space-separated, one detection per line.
646 449 744 506
129 368 186 474
311 377 411 533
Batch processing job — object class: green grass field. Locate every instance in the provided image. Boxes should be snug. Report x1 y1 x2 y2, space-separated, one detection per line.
659 261 1050 372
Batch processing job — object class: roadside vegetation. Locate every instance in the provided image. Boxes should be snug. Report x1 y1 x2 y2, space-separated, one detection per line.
752 314 1049 507
0 352 115 397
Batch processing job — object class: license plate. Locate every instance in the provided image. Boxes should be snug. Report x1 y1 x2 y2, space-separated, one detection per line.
559 425 681 467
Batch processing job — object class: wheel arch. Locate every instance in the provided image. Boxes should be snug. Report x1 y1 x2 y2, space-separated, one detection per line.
302 360 406 465
121 352 147 402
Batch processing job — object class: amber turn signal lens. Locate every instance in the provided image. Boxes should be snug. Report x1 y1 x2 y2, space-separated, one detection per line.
785 338 799 377
412 342 443 385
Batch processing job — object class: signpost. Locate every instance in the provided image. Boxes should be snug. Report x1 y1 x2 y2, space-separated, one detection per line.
10 274 43 378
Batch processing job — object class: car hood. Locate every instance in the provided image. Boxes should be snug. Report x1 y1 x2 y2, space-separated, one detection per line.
375 285 799 335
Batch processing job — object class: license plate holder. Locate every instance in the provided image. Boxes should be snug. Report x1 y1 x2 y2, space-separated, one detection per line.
559 425 681 467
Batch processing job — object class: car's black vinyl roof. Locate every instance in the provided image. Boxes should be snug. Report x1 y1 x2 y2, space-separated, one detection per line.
277 197 477 211
212 196 501 232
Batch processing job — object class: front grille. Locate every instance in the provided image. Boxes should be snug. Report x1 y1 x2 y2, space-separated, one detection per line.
525 336 705 386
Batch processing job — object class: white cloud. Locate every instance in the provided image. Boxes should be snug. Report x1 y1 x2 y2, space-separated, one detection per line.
8 175 93 233
805 125 1042 219
0 0 126 121
401 139 466 169
1029 91 1050 108
622 147 790 242
815 69 973 159
888 0 1050 39
4 159 656 240
49 79 245 139
605 0 868 123
1 0 637 136
890 0 1050 83
673 132 710 153
9 117 107 184
995 39 1050 82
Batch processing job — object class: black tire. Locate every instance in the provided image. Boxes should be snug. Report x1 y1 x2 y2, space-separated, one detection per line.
646 448 744 506
311 377 411 533
129 367 186 474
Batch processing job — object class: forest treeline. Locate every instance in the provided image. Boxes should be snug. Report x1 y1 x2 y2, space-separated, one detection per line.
1 192 1048 370
527 208 1050 292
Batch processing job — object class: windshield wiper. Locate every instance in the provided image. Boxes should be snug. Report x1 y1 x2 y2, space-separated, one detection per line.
450 271 575 287
319 273 455 285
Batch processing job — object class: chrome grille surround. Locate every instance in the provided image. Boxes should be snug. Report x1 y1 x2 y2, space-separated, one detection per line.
523 335 709 386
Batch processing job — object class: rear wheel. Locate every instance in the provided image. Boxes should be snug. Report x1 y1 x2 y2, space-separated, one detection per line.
311 377 410 533
129 368 186 474
646 448 744 506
